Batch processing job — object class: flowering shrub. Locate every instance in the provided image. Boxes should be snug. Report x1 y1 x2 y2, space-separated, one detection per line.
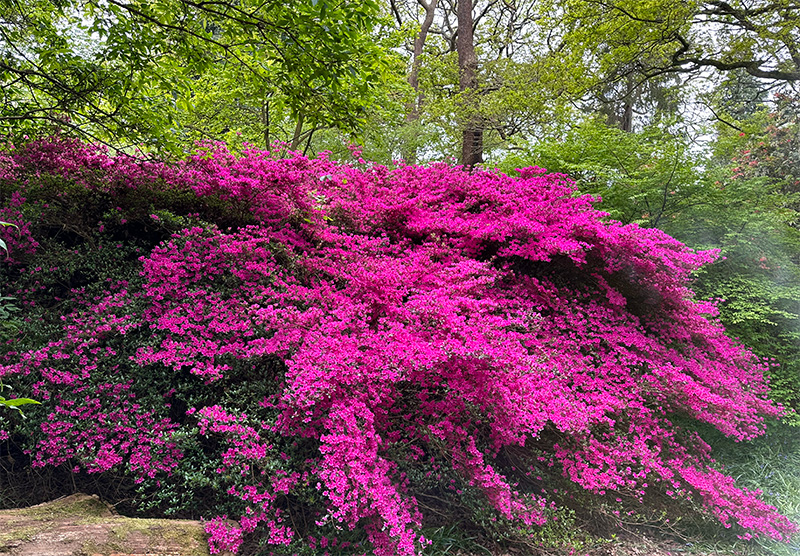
0 139 795 555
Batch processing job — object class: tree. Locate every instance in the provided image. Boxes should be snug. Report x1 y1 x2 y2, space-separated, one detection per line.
0 0 391 152
387 0 440 164
382 0 562 166
542 0 800 118
456 0 482 168
498 117 706 227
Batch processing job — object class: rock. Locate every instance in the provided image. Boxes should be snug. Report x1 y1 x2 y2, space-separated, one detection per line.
0 493 221 556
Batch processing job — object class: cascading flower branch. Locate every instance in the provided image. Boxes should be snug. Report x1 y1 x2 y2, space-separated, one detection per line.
0 139 796 555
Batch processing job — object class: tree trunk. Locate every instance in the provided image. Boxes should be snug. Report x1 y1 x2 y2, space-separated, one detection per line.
261 96 270 148
403 0 439 163
620 74 635 132
456 0 482 169
291 114 305 150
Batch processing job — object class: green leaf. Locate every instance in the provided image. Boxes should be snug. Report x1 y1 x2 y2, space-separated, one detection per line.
0 398 41 407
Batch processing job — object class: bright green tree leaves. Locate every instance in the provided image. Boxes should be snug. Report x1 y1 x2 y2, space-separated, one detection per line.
0 0 392 152
543 0 800 102
498 118 705 228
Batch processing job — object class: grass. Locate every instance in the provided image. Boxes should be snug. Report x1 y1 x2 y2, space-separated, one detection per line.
699 423 800 556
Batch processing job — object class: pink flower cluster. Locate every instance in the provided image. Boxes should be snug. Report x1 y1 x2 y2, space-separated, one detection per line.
0 286 182 481
0 191 39 261
0 139 795 555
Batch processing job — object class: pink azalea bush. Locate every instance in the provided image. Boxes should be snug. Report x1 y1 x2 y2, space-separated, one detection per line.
0 139 795 555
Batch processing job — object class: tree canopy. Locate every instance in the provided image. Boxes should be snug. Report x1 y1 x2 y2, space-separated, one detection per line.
0 0 391 151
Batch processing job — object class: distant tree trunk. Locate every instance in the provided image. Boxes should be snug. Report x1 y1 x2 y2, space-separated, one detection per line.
261 96 270 148
600 73 637 132
403 0 439 163
291 114 305 150
620 98 634 133
407 0 438 106
456 0 482 169
619 74 635 133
